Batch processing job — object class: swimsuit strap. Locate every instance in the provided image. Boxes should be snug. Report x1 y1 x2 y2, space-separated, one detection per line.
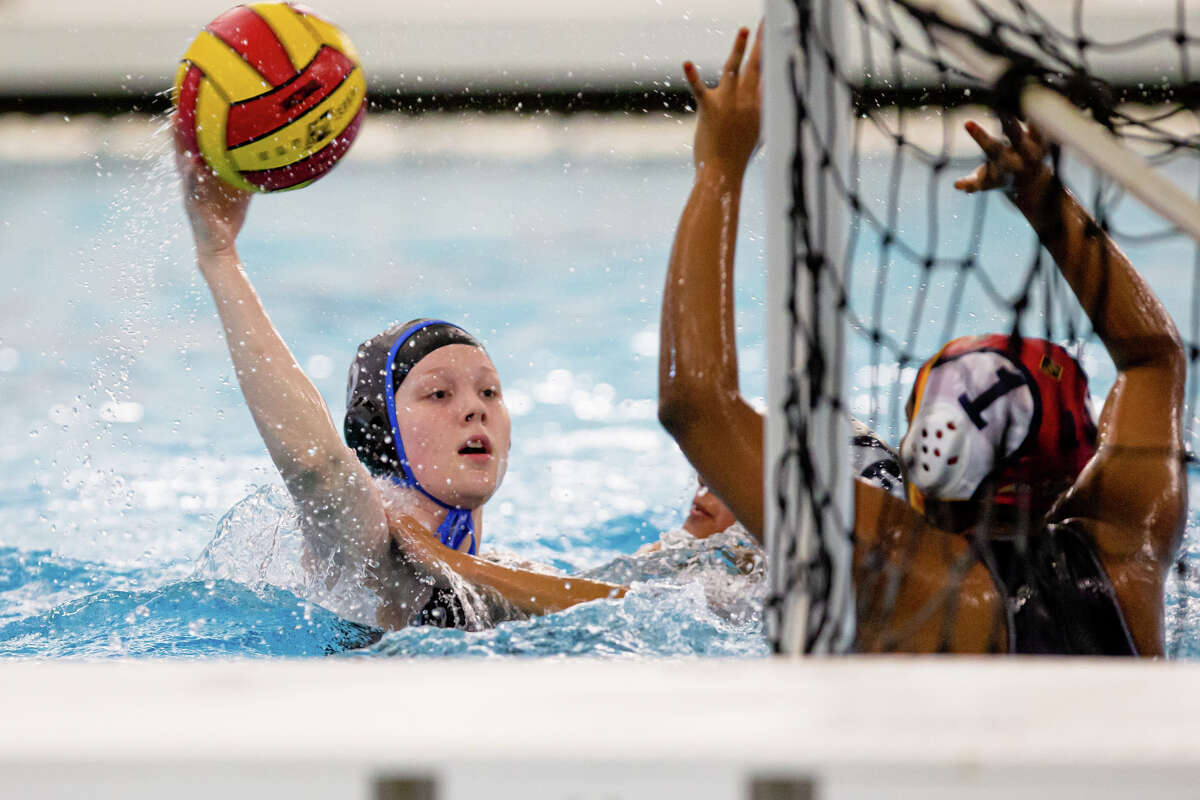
975 522 1136 655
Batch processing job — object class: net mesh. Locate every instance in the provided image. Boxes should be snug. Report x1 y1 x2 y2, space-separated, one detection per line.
768 0 1200 656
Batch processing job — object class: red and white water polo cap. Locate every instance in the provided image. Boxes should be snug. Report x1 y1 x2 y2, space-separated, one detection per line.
900 334 1098 513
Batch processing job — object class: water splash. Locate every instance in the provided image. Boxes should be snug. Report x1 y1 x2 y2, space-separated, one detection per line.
190 485 768 657
194 483 382 627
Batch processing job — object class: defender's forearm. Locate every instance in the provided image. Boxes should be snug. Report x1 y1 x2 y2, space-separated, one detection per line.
1013 169 1182 371
438 548 625 616
659 163 745 423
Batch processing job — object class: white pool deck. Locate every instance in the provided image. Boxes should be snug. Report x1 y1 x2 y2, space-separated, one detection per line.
2 658 1199 799
0 0 1183 96
4 4 1200 798
0 0 751 96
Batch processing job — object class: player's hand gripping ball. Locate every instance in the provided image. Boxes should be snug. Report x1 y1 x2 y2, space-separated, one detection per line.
172 3 367 192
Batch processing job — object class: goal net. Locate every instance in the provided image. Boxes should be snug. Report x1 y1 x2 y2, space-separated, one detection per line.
764 0 1200 655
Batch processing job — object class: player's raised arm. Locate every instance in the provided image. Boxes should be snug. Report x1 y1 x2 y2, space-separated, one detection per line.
176 145 391 570
955 117 1183 376
659 25 766 542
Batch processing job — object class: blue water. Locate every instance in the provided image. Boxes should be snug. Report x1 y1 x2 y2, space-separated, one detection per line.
1 113 1198 658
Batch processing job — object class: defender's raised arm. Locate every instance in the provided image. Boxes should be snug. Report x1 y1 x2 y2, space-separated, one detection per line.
659 26 766 542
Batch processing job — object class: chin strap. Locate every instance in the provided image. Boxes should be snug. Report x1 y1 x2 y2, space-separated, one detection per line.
435 507 476 554
382 319 479 556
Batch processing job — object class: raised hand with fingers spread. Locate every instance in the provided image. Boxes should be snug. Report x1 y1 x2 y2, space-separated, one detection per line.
954 115 1051 197
659 25 768 544
683 25 762 175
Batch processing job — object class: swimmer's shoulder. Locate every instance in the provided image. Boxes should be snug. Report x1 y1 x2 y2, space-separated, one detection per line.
1049 448 1184 568
852 479 1004 652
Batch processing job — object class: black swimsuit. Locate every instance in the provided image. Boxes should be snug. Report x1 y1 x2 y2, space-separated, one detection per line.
978 521 1137 655
416 587 467 628
385 537 469 629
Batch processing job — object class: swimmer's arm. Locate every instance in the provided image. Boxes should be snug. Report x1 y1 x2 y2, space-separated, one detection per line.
960 118 1184 378
197 245 390 559
450 552 626 616
1017 164 1184 552
176 148 389 563
659 26 766 542
957 118 1185 560
388 515 625 617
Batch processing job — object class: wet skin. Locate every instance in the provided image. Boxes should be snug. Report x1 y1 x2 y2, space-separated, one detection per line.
177 139 624 631
683 482 738 539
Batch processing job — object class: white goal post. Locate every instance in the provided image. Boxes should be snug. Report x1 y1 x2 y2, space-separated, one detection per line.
763 0 855 657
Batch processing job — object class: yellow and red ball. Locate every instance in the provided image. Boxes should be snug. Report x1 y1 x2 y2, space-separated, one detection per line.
172 3 367 192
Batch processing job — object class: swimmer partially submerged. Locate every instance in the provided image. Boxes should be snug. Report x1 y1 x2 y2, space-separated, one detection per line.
344 319 503 557
176 141 624 631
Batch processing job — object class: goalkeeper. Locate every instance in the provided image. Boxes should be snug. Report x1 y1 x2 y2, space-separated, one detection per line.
852 116 1185 655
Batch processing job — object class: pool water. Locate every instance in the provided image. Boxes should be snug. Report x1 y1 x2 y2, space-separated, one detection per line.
0 112 1196 658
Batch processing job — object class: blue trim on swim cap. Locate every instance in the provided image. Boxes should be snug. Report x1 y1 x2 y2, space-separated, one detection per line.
382 319 478 555
384 319 442 486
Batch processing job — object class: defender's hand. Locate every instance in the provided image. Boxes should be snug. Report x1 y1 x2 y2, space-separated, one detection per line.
683 24 762 175
954 115 1051 195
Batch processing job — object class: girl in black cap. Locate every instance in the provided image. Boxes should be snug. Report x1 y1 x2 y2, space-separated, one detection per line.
176 144 624 631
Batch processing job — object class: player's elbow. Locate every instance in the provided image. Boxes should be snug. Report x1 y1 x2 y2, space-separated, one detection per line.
1115 325 1185 378
659 372 746 446
1159 325 1186 378
658 365 715 435
658 378 710 442
658 395 694 442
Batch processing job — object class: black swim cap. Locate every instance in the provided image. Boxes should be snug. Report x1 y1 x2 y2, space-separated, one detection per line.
343 318 484 477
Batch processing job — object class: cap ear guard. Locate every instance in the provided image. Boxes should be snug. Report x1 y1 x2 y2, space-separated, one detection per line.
344 353 399 476
344 390 401 476
901 401 979 500
901 347 1036 504
344 323 414 477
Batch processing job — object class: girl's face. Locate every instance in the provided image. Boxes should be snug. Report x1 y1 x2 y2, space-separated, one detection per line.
393 344 511 509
